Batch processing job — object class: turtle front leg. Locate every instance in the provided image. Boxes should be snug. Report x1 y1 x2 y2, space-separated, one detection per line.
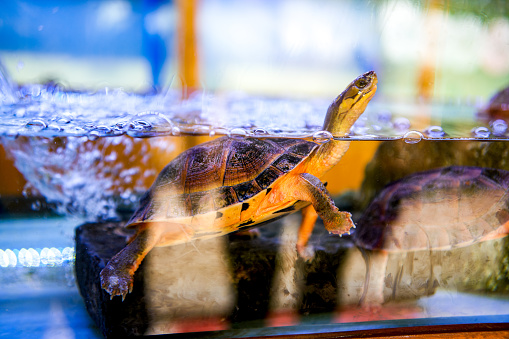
286 173 355 250
100 224 163 300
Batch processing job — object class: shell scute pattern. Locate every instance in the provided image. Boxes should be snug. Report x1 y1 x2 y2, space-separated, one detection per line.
223 138 284 187
286 141 317 157
211 186 238 210
233 180 262 201
255 166 284 189
127 137 318 226
273 153 305 172
165 195 191 218
153 154 187 196
189 191 215 215
185 142 230 193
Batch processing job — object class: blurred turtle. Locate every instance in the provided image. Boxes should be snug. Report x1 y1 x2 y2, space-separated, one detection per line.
481 85 509 120
354 166 509 306
100 71 378 299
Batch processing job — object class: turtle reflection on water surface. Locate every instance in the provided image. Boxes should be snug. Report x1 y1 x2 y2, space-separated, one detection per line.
352 166 509 306
100 71 378 299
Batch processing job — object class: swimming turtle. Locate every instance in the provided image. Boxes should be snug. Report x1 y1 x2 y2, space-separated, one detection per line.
353 166 509 306
100 71 378 299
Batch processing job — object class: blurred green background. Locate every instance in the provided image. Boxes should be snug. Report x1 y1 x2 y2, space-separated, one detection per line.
0 0 508 100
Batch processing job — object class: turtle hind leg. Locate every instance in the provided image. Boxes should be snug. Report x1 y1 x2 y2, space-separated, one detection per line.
100 224 162 300
296 205 318 259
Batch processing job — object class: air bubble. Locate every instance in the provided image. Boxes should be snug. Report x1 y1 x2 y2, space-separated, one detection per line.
130 120 152 130
19 248 29 267
229 128 247 139
104 151 117 162
47 123 63 132
426 126 445 138
403 131 423 144
31 200 41 211
51 247 63 266
192 125 211 134
57 117 71 124
88 131 100 141
14 108 26 117
29 248 40 267
472 126 490 138
83 123 96 130
5 249 17 267
376 111 392 123
62 247 74 262
172 126 181 135
25 119 48 131
92 126 114 137
253 128 268 135
0 250 8 268
40 248 50 265
393 117 410 131
312 130 333 144
137 111 172 123
114 121 128 132
94 126 113 135
72 126 87 135
491 120 507 136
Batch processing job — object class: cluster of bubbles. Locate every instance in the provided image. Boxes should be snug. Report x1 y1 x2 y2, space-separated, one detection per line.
1 63 507 221
0 63 503 140
2 135 174 221
0 246 74 268
0 80 335 139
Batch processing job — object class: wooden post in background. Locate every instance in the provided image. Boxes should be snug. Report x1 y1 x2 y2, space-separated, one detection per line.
176 0 200 99
417 0 448 101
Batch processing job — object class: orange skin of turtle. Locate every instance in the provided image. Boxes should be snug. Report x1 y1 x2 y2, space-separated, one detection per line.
100 71 378 299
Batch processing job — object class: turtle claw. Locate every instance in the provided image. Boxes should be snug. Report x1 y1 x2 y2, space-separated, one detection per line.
324 211 355 237
100 264 134 301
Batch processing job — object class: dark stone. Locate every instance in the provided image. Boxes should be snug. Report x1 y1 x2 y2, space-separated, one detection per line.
75 220 350 337
75 218 509 337
75 223 148 338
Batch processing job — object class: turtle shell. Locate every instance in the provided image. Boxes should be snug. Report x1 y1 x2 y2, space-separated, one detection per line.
127 136 318 230
484 85 509 119
355 166 509 252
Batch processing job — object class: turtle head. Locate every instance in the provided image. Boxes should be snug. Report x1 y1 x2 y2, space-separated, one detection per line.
323 71 378 136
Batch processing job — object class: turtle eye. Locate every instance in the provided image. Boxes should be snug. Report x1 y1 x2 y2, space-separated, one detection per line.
355 78 369 89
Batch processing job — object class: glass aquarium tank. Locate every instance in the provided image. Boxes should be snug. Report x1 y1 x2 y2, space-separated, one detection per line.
1 0 509 338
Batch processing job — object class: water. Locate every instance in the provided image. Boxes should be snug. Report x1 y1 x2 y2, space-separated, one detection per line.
1 71 509 336
0 62 506 222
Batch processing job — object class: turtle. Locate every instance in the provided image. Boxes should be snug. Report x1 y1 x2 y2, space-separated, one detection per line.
352 166 509 306
482 85 509 120
100 71 378 299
